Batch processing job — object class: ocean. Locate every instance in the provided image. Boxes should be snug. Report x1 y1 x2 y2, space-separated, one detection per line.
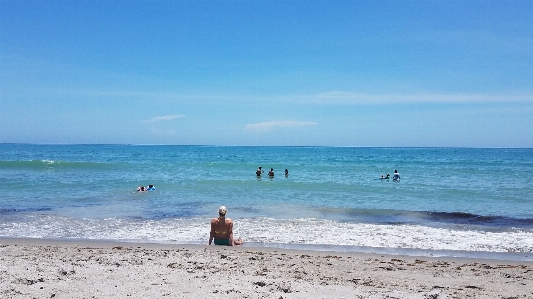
1 144 532 260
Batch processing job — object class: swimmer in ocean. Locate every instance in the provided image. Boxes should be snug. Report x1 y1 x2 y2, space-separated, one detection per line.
393 170 400 181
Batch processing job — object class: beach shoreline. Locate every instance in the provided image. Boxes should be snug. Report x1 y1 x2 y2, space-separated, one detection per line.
1 237 532 262
2 238 532 298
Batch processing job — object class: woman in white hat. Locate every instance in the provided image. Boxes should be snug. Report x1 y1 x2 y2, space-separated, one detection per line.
209 206 243 246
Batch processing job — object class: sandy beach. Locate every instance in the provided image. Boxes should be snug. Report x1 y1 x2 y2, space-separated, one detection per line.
1 238 532 299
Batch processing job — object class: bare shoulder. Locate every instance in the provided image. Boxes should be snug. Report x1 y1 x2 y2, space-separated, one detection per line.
225 218 233 224
210 218 219 224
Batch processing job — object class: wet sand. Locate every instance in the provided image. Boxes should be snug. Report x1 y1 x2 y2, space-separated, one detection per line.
1 238 532 298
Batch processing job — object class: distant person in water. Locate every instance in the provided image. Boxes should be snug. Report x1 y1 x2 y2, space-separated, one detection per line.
268 168 274 177
147 184 155 191
209 206 243 246
393 170 400 181
285 169 289 177
256 166 264 176
137 186 146 192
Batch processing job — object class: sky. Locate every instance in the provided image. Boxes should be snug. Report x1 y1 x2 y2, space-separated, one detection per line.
1 0 532 147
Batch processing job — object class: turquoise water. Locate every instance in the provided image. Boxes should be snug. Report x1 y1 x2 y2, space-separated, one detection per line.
1 144 532 259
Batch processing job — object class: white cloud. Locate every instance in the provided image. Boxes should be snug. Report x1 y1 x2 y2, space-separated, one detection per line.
143 114 185 123
245 120 318 132
292 91 533 105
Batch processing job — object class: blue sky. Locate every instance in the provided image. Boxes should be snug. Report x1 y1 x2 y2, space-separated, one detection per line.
1 0 532 147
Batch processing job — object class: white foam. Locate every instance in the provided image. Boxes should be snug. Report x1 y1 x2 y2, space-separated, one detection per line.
1 216 532 253
236 218 533 253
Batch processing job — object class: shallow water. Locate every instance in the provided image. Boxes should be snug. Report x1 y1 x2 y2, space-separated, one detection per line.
1 144 532 259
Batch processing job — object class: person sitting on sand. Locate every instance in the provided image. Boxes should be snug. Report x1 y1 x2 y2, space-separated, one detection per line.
209 206 243 246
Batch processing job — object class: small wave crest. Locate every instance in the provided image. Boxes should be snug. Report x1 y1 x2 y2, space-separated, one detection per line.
422 211 533 228
0 207 53 215
1 216 532 254
317 207 533 229
0 159 114 171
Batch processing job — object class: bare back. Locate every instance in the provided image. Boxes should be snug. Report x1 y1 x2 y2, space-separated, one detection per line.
210 217 233 240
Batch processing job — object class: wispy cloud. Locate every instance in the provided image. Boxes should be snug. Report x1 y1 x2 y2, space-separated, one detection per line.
245 120 318 132
293 91 533 105
143 114 185 123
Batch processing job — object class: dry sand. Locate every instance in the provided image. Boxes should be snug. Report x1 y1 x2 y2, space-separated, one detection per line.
1 238 532 299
